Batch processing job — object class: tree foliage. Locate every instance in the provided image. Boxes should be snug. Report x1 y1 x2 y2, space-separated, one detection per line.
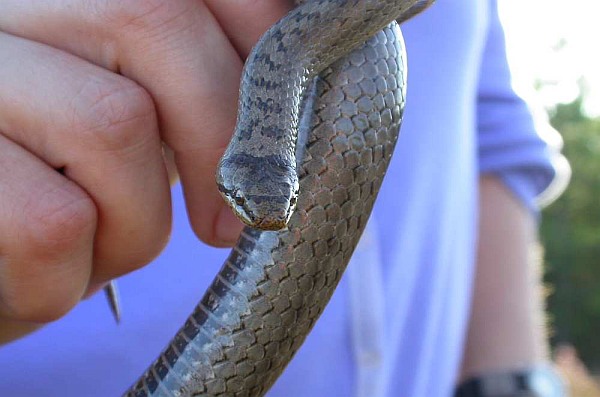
542 96 600 369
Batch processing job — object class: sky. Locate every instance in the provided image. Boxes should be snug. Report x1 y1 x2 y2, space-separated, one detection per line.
498 0 600 116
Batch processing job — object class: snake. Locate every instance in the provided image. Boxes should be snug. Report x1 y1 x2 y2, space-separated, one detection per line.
124 0 433 395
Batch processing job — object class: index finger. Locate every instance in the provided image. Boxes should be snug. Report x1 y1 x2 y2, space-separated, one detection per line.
0 0 294 247
204 0 295 58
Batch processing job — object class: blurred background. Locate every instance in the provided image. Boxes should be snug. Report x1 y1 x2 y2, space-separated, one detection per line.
499 1 600 395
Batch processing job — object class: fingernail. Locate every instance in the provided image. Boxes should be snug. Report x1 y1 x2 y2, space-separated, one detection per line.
216 206 244 246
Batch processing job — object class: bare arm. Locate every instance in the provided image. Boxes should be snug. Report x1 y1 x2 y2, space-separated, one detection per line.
459 176 549 381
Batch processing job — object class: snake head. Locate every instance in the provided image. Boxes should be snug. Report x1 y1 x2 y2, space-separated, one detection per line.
216 153 299 230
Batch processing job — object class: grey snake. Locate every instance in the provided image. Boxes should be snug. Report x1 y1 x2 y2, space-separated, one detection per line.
124 0 434 395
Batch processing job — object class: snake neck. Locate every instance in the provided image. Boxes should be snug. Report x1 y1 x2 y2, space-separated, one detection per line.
229 0 424 156
218 0 424 229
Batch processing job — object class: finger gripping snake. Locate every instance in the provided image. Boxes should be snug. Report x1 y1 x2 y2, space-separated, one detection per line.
125 1 433 395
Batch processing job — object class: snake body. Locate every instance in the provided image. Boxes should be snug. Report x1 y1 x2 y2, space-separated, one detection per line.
125 1 432 395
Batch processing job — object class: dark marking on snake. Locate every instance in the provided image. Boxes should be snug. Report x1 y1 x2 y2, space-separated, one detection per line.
124 1 435 396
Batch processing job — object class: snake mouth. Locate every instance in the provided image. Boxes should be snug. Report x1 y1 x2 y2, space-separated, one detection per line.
254 212 293 230
217 185 296 230
217 185 255 226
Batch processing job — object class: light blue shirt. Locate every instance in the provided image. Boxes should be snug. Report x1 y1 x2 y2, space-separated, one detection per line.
0 1 566 396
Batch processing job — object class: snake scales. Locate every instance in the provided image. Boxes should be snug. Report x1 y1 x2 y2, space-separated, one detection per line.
124 1 433 395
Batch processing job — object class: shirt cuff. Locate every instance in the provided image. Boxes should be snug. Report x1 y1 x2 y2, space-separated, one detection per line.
496 168 543 219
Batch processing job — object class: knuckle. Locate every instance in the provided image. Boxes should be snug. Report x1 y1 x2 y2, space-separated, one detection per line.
142 219 172 264
72 78 156 153
129 229 171 272
101 0 192 35
0 186 94 323
21 186 96 257
110 212 172 276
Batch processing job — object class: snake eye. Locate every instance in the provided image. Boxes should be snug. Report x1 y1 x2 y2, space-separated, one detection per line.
234 194 245 207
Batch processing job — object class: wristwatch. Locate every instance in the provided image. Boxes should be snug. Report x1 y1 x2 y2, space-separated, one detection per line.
454 366 567 397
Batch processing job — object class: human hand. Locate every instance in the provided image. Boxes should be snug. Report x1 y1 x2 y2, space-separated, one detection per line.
0 0 293 333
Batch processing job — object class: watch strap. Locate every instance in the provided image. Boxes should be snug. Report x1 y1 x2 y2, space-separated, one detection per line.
454 366 566 397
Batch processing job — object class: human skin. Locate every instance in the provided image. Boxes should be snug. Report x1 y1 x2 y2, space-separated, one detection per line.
460 176 550 381
0 0 293 332
0 1 552 384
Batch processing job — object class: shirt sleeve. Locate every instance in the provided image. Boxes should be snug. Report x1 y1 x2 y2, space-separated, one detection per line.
477 0 570 215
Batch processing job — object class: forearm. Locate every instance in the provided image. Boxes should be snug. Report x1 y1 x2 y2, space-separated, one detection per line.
459 176 549 381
